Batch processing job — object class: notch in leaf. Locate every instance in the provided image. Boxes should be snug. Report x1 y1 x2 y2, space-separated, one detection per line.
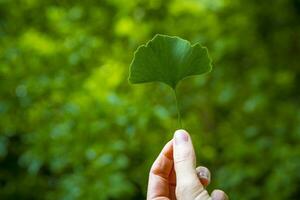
128 34 212 128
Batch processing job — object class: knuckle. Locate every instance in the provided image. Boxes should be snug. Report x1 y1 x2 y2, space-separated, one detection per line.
176 180 202 197
149 161 159 176
150 164 160 176
176 184 190 198
174 149 193 163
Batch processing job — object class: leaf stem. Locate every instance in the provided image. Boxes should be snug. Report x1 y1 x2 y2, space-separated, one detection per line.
173 89 182 129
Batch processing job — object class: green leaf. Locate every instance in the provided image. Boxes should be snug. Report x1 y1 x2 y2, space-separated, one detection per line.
128 34 212 89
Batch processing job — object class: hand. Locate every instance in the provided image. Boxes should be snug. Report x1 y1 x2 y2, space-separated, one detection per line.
147 129 228 200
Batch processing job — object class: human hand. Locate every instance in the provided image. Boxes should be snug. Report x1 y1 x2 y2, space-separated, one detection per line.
147 129 228 200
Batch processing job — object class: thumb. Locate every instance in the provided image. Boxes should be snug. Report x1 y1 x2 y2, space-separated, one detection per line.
173 130 208 199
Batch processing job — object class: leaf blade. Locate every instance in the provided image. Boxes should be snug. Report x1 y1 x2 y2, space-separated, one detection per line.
129 34 212 89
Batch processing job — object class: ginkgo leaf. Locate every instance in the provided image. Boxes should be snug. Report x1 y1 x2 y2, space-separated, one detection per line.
128 34 212 89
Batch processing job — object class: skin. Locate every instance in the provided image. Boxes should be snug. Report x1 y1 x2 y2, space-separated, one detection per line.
147 129 229 200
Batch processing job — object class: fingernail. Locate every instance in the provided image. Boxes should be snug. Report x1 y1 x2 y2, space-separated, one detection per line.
174 130 188 145
212 190 228 200
214 193 226 200
198 171 209 180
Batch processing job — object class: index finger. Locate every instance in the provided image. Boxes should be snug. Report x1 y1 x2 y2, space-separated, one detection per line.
147 140 174 200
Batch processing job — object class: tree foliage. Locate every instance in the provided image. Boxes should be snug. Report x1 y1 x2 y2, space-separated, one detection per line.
0 0 300 199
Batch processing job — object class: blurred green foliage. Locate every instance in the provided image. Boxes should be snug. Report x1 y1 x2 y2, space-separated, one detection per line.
0 0 300 199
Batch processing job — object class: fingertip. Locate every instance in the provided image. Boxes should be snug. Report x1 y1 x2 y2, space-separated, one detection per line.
174 129 189 145
211 189 229 200
196 166 211 187
174 129 189 137
175 129 189 133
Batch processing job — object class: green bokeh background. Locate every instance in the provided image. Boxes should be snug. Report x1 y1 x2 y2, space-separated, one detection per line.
1 0 300 199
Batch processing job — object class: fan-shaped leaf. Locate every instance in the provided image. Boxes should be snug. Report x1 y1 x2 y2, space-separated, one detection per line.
129 34 212 89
